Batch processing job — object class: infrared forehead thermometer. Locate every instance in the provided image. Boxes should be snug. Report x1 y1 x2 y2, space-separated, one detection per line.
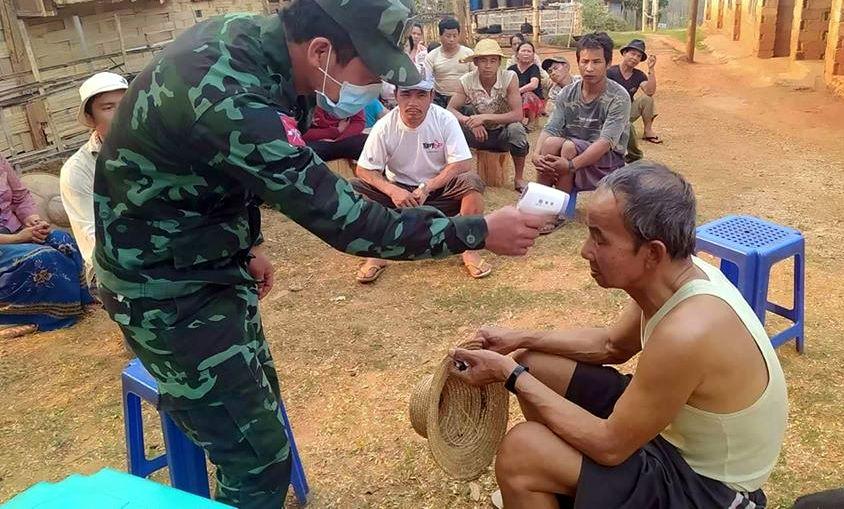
516 182 571 217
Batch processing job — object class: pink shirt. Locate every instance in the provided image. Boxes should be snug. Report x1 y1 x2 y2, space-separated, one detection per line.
0 155 38 233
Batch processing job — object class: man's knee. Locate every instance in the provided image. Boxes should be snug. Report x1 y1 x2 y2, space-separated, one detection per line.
540 136 565 156
561 139 578 159
494 123 528 157
495 422 557 485
457 170 486 194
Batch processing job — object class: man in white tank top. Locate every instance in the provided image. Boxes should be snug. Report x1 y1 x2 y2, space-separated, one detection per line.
450 161 788 508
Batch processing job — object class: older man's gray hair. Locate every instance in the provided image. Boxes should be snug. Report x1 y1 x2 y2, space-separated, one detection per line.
597 161 697 260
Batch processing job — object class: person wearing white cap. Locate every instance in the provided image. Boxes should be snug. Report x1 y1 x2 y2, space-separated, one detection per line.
351 71 491 283
59 71 128 285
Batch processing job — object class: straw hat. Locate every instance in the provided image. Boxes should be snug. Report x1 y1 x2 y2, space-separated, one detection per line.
461 38 507 63
409 339 510 479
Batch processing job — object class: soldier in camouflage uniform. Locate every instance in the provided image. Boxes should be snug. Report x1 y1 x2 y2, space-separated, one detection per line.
94 0 543 506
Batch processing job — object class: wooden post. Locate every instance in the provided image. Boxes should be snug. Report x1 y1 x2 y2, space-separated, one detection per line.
452 0 470 45
687 0 700 61
532 0 540 45
17 19 65 150
114 13 128 68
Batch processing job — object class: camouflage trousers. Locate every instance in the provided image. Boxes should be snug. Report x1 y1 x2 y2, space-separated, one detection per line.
101 283 291 508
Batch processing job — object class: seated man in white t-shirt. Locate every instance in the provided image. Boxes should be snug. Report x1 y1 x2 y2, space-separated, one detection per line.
351 76 490 283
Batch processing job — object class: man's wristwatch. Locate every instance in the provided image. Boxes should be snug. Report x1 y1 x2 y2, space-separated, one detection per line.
567 159 575 172
418 182 428 192
504 364 530 395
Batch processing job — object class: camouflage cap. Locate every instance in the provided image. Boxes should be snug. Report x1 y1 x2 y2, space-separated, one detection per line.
314 0 421 87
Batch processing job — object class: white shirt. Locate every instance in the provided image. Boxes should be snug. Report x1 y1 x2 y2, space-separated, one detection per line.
358 104 471 186
425 45 474 96
59 131 99 271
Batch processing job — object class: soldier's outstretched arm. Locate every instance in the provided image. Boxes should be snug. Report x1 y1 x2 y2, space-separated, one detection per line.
191 93 488 260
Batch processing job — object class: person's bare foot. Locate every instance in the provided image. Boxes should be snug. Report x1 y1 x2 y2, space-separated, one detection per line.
355 259 387 284
462 251 492 279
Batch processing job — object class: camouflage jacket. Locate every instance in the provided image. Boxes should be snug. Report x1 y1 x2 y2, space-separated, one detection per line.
93 14 487 299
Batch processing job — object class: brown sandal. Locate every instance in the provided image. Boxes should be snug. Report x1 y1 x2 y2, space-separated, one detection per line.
464 259 493 279
539 219 566 235
356 263 387 284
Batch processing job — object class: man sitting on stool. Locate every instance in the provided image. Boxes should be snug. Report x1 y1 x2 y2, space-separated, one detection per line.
451 162 788 509
352 74 491 283
533 32 630 234
448 39 528 193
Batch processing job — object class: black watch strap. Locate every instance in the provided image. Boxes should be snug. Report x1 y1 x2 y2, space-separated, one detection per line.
505 364 529 395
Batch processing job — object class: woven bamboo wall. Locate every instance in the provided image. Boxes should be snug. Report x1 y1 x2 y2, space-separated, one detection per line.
0 0 272 169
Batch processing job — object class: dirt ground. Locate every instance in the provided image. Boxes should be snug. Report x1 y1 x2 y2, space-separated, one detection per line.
2 35 844 508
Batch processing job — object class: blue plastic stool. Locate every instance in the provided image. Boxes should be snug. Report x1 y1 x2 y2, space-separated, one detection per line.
695 215 805 352
122 359 310 505
563 187 580 220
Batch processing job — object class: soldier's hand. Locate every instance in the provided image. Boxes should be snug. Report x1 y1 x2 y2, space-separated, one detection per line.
483 206 544 256
390 188 420 208
248 246 275 300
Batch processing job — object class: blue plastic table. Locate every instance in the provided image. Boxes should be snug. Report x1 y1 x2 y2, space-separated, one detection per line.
2 468 231 508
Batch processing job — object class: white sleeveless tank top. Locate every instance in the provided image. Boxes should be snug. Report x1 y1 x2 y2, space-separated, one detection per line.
641 257 788 492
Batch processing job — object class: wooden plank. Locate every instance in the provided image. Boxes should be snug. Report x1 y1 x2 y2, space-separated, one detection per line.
13 0 56 18
0 107 17 153
16 19 64 150
71 15 94 72
24 100 47 148
16 18 40 81
114 13 128 66
0 0 26 72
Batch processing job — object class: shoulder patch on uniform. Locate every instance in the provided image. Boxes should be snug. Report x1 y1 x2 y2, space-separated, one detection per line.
279 113 305 147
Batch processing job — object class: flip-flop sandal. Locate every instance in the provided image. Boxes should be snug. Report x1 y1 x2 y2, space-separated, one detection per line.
539 219 565 235
356 263 386 284
465 259 493 279
643 136 664 144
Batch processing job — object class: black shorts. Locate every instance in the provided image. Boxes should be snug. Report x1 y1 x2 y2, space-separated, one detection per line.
557 363 768 509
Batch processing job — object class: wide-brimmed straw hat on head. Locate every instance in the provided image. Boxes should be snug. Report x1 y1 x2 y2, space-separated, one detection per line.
409 338 509 479
461 38 507 63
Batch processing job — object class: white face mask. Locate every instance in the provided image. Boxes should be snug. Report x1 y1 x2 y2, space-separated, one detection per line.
315 46 382 118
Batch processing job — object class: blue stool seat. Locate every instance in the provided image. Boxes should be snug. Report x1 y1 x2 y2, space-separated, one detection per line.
122 359 310 505
563 187 580 220
695 215 805 352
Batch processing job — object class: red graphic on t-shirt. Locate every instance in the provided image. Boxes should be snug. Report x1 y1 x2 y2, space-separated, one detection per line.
279 114 305 147
422 140 443 150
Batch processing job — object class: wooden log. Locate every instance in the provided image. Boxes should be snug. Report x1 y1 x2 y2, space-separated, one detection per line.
474 150 510 188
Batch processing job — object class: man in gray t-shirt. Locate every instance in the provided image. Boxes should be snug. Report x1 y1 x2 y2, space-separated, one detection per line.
532 33 631 232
